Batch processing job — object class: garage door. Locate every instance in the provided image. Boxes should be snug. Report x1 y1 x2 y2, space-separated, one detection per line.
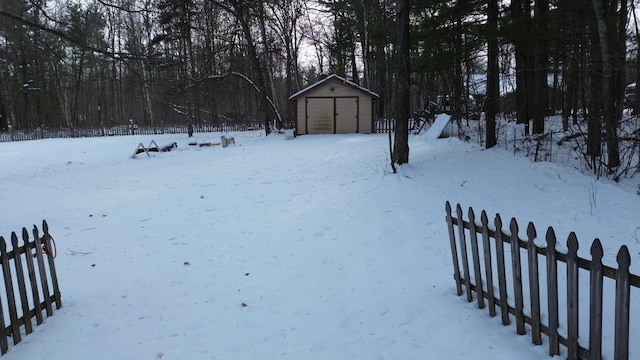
335 97 358 133
306 98 334 134
305 97 359 134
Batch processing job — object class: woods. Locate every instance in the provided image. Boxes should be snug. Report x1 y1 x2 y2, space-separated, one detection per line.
0 0 637 172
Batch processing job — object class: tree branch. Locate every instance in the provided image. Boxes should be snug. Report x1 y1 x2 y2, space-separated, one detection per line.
0 9 147 61
188 72 283 127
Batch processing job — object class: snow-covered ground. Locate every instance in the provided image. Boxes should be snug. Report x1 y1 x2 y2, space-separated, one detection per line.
0 129 638 359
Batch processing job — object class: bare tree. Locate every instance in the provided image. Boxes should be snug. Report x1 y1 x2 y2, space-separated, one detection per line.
392 0 409 168
591 0 622 170
485 0 499 148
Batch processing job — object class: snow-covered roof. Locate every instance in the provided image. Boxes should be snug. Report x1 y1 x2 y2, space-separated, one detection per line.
288 74 380 100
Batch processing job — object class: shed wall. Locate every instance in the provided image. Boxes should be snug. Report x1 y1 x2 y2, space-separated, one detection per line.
294 80 374 134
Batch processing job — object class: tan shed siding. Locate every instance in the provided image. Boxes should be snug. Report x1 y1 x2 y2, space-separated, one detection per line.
296 99 306 133
304 79 364 98
358 96 373 133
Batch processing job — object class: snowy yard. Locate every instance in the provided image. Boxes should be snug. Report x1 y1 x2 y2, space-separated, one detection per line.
0 130 638 359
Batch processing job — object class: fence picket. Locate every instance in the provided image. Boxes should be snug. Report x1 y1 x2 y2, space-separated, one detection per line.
445 202 463 296
481 211 496 317
32 228 53 317
42 221 61 309
0 236 20 345
12 231 32 335
589 239 604 360
526 222 542 345
494 214 510 326
567 233 580 360
509 219 526 335
545 227 560 356
25 228 43 326
614 246 631 360
0 239 7 354
468 208 484 309
456 204 473 302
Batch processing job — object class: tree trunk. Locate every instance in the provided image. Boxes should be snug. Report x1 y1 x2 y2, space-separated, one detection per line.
532 0 548 134
392 0 409 166
237 5 272 135
485 0 499 148
591 0 620 170
512 0 532 134
587 27 602 170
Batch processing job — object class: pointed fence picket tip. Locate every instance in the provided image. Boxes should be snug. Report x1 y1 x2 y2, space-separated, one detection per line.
545 227 557 247
495 213 503 229
510 217 519 234
527 222 537 240
617 246 631 267
591 238 603 260
567 232 579 251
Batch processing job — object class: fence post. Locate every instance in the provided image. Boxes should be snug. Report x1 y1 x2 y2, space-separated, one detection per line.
527 222 542 345
445 202 463 296
614 246 631 360
0 236 20 345
481 211 496 317
589 239 604 360
42 220 61 309
0 238 7 354
509 218 526 335
468 208 485 309
456 204 473 302
494 214 510 326
567 233 580 360
546 227 560 356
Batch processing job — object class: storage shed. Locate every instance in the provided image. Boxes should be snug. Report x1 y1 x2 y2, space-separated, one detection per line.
288 74 379 135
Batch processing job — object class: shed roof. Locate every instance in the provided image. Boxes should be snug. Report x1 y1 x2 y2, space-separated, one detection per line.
288 74 380 101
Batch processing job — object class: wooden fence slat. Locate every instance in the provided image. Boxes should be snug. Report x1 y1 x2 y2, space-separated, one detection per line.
614 246 631 360
589 239 604 360
445 202 463 296
567 233 580 360
546 227 560 356
456 204 473 302
468 208 485 309
0 236 20 345
481 211 496 317
12 231 32 335
42 221 62 309
494 214 510 326
509 218 526 335
28 227 43 325
0 237 8 354
527 222 542 345
33 228 53 317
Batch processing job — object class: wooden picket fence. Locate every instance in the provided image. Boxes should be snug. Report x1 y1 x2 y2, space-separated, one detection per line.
445 201 639 360
0 221 61 355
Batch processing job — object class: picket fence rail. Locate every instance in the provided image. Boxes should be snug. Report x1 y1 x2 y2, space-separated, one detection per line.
0 220 61 355
445 201 638 360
